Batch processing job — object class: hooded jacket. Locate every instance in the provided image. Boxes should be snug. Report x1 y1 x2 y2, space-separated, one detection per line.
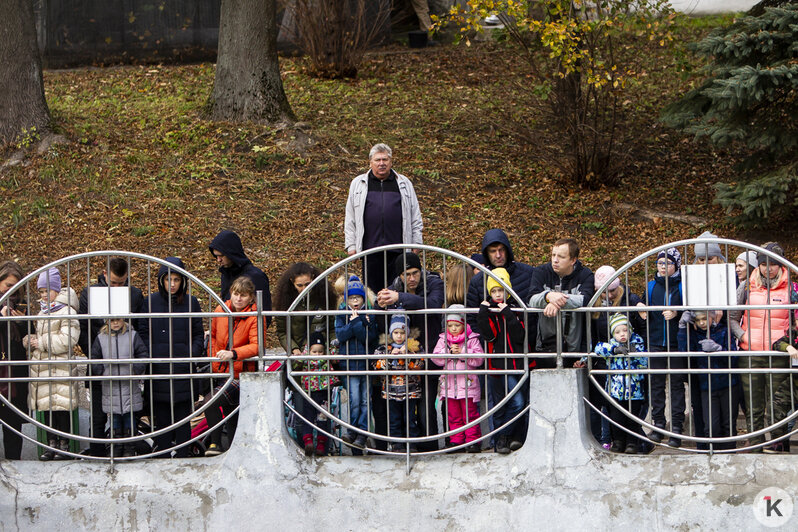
528 260 595 353
139 257 205 403
209 230 272 324
27 287 82 412
466 229 536 333
374 331 425 400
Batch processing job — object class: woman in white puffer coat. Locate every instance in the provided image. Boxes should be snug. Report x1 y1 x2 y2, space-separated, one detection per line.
23 267 81 460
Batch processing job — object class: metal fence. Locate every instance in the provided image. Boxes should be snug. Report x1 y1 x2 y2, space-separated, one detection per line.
0 239 796 464
584 238 798 455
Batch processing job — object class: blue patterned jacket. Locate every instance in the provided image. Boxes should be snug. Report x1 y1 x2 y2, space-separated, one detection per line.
593 333 648 401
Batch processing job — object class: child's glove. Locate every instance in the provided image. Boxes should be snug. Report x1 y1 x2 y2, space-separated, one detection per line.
678 310 693 329
699 338 723 352
613 345 629 355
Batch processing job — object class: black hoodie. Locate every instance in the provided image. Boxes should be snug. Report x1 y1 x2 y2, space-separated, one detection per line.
139 257 205 402
466 229 536 334
209 230 272 324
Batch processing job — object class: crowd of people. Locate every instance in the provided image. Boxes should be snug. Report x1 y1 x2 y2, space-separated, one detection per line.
0 143 796 462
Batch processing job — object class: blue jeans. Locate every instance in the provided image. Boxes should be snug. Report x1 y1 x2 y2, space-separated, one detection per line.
111 413 134 433
346 375 369 433
489 374 527 440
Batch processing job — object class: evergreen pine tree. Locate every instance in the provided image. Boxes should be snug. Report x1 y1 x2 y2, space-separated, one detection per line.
662 2 797 227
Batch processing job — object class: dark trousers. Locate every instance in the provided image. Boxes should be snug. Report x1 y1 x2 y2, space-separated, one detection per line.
153 400 191 458
43 410 71 441
689 373 707 448
610 398 644 446
649 346 686 432
88 381 108 456
204 394 239 447
488 374 528 441
416 375 440 451
362 250 401 294
701 385 740 451
370 382 388 451
387 398 420 439
0 400 23 460
588 371 611 444
299 389 331 439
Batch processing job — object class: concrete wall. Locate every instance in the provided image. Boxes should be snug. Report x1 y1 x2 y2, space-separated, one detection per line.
1 370 796 530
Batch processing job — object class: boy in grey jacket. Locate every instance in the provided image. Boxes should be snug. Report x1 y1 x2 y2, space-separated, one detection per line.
91 318 149 457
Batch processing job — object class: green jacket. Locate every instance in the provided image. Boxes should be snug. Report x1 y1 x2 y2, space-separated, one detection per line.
275 296 336 354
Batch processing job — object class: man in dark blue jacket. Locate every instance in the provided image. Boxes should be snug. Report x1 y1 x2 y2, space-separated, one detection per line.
209 230 272 325
528 238 594 367
466 229 536 336
377 252 445 352
376 251 445 451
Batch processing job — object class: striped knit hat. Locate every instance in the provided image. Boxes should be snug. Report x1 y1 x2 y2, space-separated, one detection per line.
609 313 631 336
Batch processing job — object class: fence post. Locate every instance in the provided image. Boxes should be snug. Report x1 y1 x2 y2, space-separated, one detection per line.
556 310 563 369
256 290 264 372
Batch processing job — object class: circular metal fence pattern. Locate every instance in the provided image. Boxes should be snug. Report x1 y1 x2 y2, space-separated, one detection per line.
0 251 238 461
284 244 534 456
585 238 798 453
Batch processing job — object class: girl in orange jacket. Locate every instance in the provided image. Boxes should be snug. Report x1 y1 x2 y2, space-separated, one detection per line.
204 276 264 456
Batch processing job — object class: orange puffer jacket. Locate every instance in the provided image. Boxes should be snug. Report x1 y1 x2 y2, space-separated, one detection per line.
208 301 263 378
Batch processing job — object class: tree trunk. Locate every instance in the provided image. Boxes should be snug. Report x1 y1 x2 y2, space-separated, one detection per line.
208 0 296 123
0 0 51 146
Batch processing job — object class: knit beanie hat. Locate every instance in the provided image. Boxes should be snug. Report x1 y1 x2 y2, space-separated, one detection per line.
346 275 366 299
470 253 485 266
37 267 61 293
609 313 631 336
657 247 682 269
446 304 466 324
486 267 512 293
308 331 326 348
394 252 422 274
736 251 758 270
758 242 785 266
389 314 408 334
594 265 620 291
694 231 726 262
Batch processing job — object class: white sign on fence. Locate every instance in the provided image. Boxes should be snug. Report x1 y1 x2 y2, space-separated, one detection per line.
681 263 737 307
88 286 130 316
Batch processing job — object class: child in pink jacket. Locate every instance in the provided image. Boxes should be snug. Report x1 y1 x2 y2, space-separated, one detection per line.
431 304 484 453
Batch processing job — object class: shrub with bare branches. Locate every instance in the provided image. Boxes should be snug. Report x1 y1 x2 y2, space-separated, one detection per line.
282 0 389 79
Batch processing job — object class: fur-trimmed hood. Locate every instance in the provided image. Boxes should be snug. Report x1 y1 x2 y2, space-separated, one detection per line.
378 327 422 353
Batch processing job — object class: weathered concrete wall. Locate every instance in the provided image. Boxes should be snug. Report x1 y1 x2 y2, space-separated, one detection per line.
1 370 796 530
